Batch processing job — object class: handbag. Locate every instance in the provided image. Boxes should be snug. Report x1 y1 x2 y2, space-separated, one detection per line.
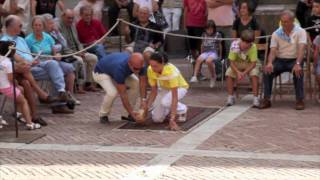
153 11 168 29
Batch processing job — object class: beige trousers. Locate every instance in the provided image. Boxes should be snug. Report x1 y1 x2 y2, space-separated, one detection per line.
93 72 139 117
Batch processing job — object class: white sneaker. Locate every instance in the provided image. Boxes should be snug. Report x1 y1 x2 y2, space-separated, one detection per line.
0 116 8 126
26 123 41 130
253 96 260 107
177 107 188 122
209 78 216 88
226 96 235 106
68 93 81 105
190 76 199 83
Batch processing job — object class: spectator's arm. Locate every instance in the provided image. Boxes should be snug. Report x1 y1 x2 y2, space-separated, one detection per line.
243 61 257 75
124 25 132 43
230 60 241 74
296 43 306 64
139 75 147 105
57 0 65 12
133 3 139 18
30 0 36 16
267 47 277 65
254 30 261 44
152 0 159 12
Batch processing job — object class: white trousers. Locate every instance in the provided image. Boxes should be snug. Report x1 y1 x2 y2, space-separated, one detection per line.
152 88 187 123
93 72 139 117
162 8 182 32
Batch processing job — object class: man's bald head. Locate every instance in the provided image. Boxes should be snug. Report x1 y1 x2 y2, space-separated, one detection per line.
138 6 150 24
4 15 22 36
62 9 75 26
129 53 144 73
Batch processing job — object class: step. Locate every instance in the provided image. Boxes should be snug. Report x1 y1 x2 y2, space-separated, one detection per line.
258 0 297 5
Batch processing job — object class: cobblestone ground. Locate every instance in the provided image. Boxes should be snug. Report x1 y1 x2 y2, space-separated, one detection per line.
0 61 319 179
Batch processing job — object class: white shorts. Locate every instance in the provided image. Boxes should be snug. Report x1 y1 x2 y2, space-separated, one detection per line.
198 51 218 61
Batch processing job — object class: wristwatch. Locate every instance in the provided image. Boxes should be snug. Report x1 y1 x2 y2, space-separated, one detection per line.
296 62 300 65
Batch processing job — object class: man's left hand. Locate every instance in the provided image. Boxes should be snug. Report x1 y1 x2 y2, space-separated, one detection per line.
293 64 303 78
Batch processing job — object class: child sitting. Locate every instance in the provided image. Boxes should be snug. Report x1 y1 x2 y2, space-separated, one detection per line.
0 41 41 130
189 20 222 88
225 30 260 107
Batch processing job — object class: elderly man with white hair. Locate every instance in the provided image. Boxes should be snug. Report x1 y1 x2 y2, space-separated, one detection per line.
124 6 163 62
261 10 307 110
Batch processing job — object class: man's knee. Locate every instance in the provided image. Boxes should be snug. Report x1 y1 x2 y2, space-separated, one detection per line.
160 98 171 108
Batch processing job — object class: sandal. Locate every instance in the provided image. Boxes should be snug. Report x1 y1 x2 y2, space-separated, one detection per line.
26 123 41 130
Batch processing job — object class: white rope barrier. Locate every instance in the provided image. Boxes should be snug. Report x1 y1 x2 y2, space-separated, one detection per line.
119 19 320 41
5 18 320 59
9 20 120 58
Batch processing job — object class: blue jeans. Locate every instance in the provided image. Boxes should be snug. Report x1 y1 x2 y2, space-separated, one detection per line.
31 60 66 95
87 44 108 60
263 58 304 100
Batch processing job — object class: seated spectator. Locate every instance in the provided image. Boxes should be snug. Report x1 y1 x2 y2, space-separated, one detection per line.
2 0 31 34
190 20 222 88
162 0 183 32
25 16 79 104
0 41 41 130
43 13 90 94
1 17 73 114
59 9 99 92
226 30 260 107
1 15 53 123
261 10 307 110
313 35 320 103
233 0 258 17
232 1 260 43
143 52 189 131
133 0 158 22
296 0 314 28
109 0 134 36
74 0 104 22
76 5 108 60
31 0 64 18
124 6 163 62
307 0 320 41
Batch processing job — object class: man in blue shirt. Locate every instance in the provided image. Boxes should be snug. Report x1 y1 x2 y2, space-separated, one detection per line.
93 52 147 123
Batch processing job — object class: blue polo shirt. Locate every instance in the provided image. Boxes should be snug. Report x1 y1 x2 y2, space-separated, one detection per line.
94 52 146 84
1 34 34 62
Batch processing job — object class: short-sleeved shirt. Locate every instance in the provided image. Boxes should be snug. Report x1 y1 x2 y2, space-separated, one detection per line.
307 15 320 41
202 32 221 53
35 0 58 17
0 56 12 89
147 63 189 90
25 32 55 56
76 19 107 46
232 17 260 38
1 34 33 62
207 5 234 26
94 52 146 84
184 0 207 27
270 26 307 59
228 40 257 63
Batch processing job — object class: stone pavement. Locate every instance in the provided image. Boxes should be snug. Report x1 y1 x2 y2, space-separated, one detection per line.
0 74 319 179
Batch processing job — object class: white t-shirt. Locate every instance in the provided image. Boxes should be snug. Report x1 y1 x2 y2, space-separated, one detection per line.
0 57 13 89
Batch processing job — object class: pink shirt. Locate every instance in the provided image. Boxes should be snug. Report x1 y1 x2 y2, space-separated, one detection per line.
208 5 234 26
184 0 207 27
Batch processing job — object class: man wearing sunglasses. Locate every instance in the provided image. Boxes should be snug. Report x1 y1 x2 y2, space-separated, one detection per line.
93 52 147 123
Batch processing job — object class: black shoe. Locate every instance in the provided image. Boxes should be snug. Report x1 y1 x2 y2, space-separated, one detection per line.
33 117 47 126
58 92 68 102
100 116 109 124
52 105 74 114
121 115 135 122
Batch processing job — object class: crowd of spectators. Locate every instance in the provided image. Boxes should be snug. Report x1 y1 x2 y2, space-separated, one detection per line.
0 0 319 131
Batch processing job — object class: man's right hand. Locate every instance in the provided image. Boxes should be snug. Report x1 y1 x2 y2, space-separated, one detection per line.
264 63 273 74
